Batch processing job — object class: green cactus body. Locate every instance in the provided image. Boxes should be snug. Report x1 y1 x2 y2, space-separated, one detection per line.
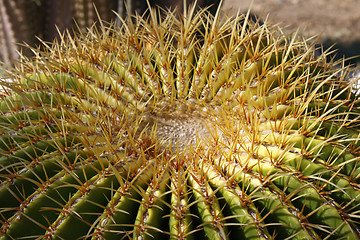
0 5 360 240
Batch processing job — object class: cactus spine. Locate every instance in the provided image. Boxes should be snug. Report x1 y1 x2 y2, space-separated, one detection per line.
0 4 360 240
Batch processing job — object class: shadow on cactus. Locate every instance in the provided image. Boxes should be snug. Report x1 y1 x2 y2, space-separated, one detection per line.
1 4 360 240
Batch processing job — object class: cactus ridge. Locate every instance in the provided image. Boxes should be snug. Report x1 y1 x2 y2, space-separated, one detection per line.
1 5 360 240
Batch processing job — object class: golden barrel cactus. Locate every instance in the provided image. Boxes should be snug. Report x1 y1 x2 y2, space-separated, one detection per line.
0 5 360 240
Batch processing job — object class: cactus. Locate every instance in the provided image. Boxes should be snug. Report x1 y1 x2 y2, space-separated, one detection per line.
1 4 360 240
0 0 221 66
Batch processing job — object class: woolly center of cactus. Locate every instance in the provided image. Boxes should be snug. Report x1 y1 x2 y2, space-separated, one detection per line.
138 101 217 151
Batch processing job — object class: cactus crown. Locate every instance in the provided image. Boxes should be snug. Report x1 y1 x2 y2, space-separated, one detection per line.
1 4 360 240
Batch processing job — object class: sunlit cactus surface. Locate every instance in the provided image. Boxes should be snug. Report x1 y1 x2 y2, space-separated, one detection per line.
1 5 360 240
